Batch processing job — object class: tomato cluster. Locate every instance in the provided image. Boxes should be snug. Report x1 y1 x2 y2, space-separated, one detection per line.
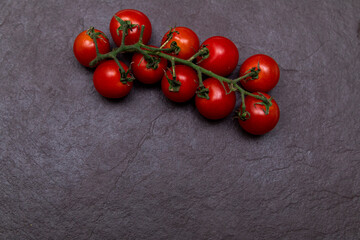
73 9 281 135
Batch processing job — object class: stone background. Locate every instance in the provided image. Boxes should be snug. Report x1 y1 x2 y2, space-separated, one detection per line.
1 0 360 239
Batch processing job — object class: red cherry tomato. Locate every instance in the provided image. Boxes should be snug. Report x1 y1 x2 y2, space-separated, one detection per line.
161 65 199 102
93 60 133 98
238 92 280 135
197 36 239 77
73 29 110 68
131 46 167 84
195 78 236 120
110 9 152 47
239 54 280 92
161 27 199 60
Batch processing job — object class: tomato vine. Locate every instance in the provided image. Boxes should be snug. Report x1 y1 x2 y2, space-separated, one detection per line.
74 10 281 135
88 26 270 103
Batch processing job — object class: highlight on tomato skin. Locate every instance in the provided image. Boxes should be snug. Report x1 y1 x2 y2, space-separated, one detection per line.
238 92 280 135
73 29 110 68
239 54 280 93
93 60 133 99
196 36 239 77
195 78 236 120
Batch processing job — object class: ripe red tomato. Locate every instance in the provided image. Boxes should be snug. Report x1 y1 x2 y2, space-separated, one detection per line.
239 54 280 92
131 46 167 84
197 36 239 77
161 27 199 60
93 60 133 98
161 65 198 102
110 9 152 47
195 78 236 120
238 92 280 135
73 29 110 68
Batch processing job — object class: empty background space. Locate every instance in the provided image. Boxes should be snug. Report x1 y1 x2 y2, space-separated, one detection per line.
0 0 359 239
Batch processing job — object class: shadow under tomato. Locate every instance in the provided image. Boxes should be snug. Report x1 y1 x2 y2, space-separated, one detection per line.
95 89 135 106
193 109 231 125
161 95 195 109
234 119 266 139
132 79 162 90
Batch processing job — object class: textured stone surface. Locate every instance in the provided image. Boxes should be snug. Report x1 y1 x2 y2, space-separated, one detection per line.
1 0 360 239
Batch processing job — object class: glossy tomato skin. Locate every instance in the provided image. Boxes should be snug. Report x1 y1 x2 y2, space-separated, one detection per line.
110 9 152 47
239 54 280 92
161 27 199 60
238 92 280 135
195 78 236 120
197 36 239 77
161 65 199 102
131 46 167 84
73 29 110 68
93 60 133 98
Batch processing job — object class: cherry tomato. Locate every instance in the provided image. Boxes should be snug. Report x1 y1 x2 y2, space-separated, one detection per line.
161 27 199 60
238 92 280 135
239 54 280 92
195 78 236 120
131 46 167 84
197 36 239 77
93 60 133 98
110 9 152 47
73 29 110 68
161 65 198 102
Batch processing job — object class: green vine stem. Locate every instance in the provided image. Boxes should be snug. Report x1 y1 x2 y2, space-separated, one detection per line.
87 22 272 113
187 46 209 62
159 28 179 49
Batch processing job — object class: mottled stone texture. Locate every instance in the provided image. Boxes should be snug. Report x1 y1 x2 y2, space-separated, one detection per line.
0 0 360 239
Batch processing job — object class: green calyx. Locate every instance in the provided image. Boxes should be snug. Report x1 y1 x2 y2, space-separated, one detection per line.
165 72 181 92
142 55 161 70
165 28 179 41
120 65 135 84
115 16 138 38
196 86 209 99
241 61 261 83
194 45 210 64
254 92 273 114
170 41 180 55
86 27 107 41
236 110 251 121
159 27 179 49
236 91 250 121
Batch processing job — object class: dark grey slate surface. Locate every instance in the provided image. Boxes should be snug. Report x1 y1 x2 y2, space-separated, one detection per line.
1 0 360 239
